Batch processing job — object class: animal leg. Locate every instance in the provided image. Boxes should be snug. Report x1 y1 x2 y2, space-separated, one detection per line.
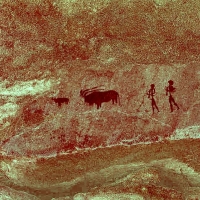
97 103 101 109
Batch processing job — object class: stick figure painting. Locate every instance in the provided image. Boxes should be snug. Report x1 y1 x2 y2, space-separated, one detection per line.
147 84 159 114
165 80 180 112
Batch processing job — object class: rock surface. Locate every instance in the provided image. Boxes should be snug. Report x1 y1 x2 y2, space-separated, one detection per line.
0 0 199 199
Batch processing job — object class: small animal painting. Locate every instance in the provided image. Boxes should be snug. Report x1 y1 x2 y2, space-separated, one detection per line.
51 98 69 107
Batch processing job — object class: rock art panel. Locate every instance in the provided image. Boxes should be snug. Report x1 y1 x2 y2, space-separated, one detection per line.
0 0 199 199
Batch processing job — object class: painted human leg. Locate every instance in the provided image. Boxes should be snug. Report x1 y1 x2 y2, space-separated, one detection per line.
169 96 174 112
152 98 159 114
169 95 179 112
171 97 179 110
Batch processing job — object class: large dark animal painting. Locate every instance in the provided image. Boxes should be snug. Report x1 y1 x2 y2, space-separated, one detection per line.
80 87 120 109
51 98 69 107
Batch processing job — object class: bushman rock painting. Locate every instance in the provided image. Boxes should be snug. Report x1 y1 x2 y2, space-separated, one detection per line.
0 0 199 199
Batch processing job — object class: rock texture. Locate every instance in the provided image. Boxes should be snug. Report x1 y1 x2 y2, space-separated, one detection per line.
0 0 199 199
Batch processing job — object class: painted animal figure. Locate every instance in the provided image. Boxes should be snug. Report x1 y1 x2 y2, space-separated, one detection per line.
51 98 69 107
80 87 120 109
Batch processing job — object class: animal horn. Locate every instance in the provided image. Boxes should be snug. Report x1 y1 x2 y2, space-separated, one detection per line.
81 86 105 97
80 88 92 97
80 90 84 96
85 88 105 96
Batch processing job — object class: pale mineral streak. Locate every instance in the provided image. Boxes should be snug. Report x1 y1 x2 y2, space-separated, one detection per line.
0 79 59 97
